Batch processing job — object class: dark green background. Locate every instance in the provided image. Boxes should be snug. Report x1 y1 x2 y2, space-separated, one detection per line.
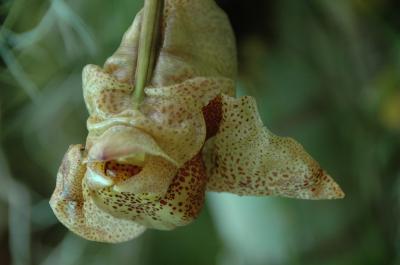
1 0 400 264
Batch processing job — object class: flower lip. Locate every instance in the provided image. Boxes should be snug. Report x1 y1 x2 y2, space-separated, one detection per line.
85 125 179 193
85 160 144 190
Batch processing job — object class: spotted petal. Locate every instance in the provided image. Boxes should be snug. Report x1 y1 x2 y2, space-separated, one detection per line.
83 67 208 168
82 65 132 118
49 145 146 243
151 0 237 86
203 94 344 199
91 154 208 230
86 125 178 197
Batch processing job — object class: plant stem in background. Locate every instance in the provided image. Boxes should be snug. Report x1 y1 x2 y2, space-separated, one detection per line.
133 0 163 107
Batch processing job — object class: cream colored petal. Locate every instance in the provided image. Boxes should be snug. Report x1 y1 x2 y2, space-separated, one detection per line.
151 0 237 86
112 156 177 195
86 125 180 198
204 95 345 200
85 154 178 199
138 89 206 166
50 145 146 243
84 77 208 168
145 77 235 105
82 65 132 117
96 0 237 88
91 154 207 230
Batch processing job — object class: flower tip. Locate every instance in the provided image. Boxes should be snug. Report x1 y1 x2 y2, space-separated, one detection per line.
82 64 100 84
311 172 345 200
334 184 345 199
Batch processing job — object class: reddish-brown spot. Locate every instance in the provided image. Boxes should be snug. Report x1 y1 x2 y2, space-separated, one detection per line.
105 161 142 182
202 96 222 139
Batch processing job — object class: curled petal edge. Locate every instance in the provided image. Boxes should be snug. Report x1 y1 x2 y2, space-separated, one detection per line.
49 144 146 243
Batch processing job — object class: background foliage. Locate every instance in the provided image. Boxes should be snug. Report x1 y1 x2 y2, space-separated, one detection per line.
1 0 400 264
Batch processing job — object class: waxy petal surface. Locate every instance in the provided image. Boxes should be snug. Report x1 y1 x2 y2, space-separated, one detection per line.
204 95 344 199
91 154 208 230
50 145 146 243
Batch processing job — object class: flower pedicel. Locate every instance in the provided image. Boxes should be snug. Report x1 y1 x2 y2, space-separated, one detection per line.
50 0 344 243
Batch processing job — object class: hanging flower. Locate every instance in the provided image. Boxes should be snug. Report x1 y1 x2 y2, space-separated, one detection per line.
50 0 344 243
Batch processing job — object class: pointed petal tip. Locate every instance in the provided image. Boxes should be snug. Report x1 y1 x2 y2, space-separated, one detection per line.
82 64 100 84
310 172 345 200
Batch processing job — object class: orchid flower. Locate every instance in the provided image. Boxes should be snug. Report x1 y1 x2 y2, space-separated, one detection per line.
50 0 344 243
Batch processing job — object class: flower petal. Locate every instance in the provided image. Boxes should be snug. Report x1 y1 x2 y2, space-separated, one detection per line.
204 95 344 199
112 156 177 195
90 154 207 230
151 0 237 86
82 65 132 118
50 145 146 243
84 77 209 168
86 155 177 199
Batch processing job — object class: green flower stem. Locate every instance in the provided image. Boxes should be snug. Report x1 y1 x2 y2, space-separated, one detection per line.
133 0 163 107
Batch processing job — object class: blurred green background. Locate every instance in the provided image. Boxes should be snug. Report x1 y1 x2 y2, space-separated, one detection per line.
1 0 400 264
